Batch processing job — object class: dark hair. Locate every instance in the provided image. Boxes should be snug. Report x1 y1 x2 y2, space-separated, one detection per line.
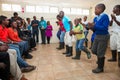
8 19 16 28
47 21 50 25
26 18 30 21
13 12 18 16
115 5 120 10
97 3 106 12
0 15 7 24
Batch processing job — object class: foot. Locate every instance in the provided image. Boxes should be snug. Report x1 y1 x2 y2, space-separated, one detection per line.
21 65 36 73
108 58 117 62
72 57 80 60
92 67 103 73
66 54 72 57
24 54 33 59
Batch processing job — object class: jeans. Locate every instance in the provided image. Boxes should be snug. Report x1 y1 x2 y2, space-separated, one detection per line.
75 38 85 51
60 31 65 42
57 29 61 40
8 44 28 68
18 41 29 54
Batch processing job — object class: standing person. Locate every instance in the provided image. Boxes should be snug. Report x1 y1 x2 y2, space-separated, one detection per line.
108 5 120 67
88 3 110 73
26 18 32 37
59 11 73 57
45 21 53 44
82 16 89 47
31 16 39 43
71 18 91 60
39 17 47 44
56 15 65 50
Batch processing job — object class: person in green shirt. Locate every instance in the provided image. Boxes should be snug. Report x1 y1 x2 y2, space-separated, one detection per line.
70 18 91 60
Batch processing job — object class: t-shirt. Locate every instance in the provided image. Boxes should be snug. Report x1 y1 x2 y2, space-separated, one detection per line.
73 24 85 40
82 20 89 31
0 25 8 42
62 16 71 32
58 21 65 32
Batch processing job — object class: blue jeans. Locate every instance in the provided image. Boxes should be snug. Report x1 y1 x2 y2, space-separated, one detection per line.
60 31 65 42
57 29 61 40
8 44 28 68
18 41 29 54
75 38 85 51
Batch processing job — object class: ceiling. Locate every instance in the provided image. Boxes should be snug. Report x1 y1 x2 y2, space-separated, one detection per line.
1 0 104 8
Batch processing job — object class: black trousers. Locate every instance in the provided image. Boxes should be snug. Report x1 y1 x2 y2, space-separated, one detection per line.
40 29 46 44
0 52 10 80
47 37 50 44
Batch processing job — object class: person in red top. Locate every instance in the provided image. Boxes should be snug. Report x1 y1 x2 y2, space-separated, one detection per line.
7 20 32 58
56 15 65 50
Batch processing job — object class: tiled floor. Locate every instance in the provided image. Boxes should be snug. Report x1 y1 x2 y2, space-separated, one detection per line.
24 43 120 80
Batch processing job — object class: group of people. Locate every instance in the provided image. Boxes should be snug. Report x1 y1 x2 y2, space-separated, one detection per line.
0 2 120 80
56 3 120 74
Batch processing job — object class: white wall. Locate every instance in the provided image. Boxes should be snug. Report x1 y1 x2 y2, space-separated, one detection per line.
0 1 92 43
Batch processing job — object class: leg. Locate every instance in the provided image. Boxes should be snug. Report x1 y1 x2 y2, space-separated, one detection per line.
8 49 23 80
92 34 109 73
36 30 39 43
72 40 81 60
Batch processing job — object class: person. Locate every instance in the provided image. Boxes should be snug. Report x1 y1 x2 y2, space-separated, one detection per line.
16 20 36 51
71 18 91 60
0 43 28 80
11 12 22 21
0 15 36 72
45 21 53 44
88 3 110 73
26 18 32 37
56 15 65 50
59 11 73 57
82 16 89 47
108 5 120 67
31 16 39 43
39 17 47 44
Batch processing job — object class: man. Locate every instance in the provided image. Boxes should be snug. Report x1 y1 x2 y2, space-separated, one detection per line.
31 16 39 43
39 17 47 44
11 12 22 21
88 4 110 73
59 11 73 57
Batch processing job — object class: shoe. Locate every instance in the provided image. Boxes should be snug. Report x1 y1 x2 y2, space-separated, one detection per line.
21 65 36 73
24 54 33 59
92 67 103 73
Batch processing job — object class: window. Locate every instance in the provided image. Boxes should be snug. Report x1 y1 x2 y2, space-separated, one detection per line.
62 8 70 14
12 4 21 12
2 4 11 11
50 7 58 13
71 8 82 15
36 6 49 13
82 9 89 15
26 5 35 12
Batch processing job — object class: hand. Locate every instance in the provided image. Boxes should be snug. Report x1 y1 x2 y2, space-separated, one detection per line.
69 30 74 35
88 22 94 29
0 44 9 52
0 63 6 69
111 14 116 21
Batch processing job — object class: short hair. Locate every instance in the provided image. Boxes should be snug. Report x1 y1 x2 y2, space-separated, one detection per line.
96 3 106 12
13 12 18 16
115 5 120 10
26 18 30 21
0 15 7 24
